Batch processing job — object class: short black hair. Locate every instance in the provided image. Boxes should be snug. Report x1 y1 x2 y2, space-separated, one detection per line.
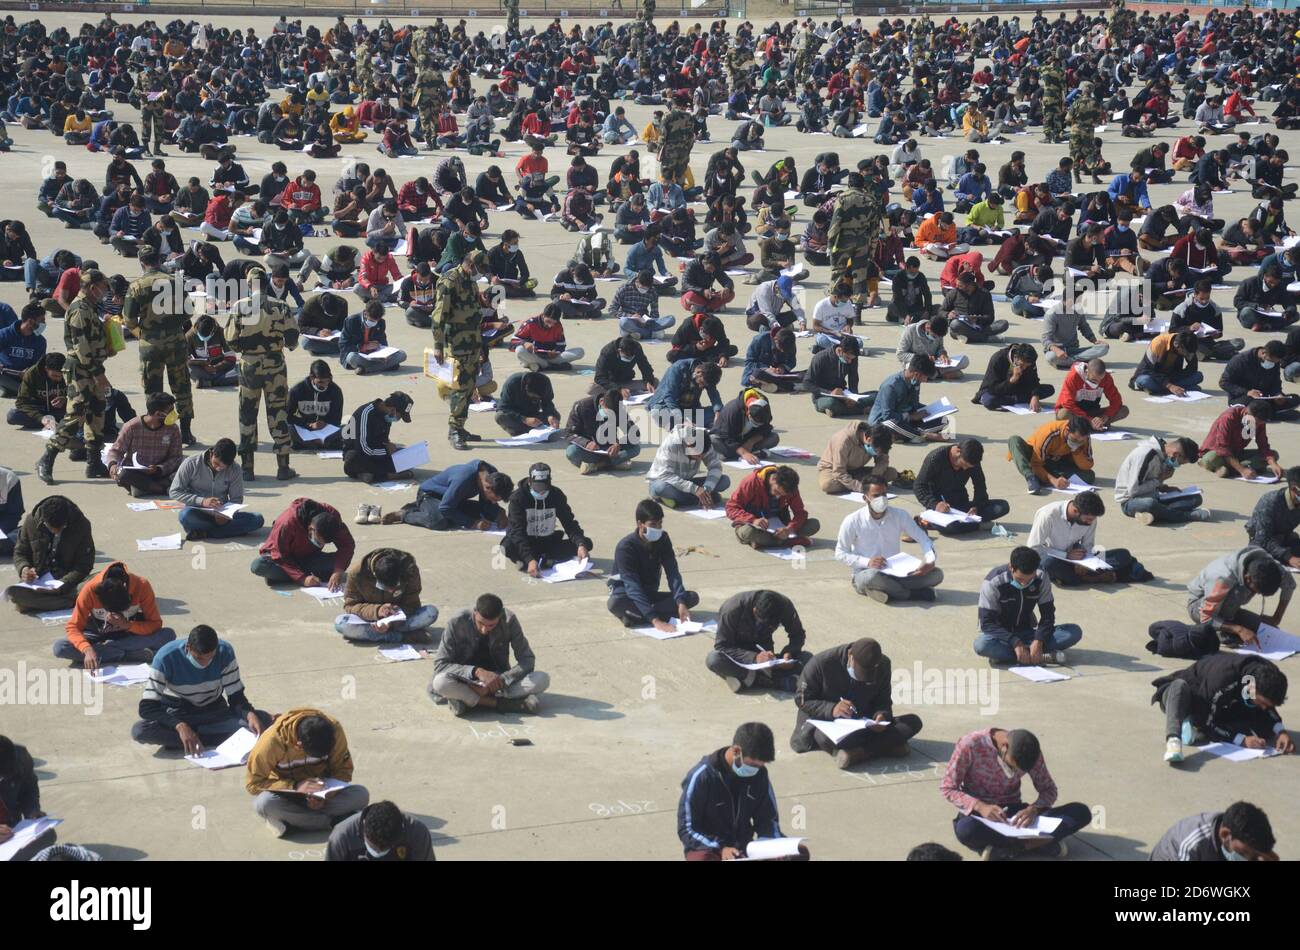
1073 490 1105 518
475 592 504 620
485 472 514 498
907 842 962 861
1009 545 1041 574
1252 664 1288 706
908 354 935 376
1007 729 1041 772
732 721 776 763
1246 400 1274 422
310 510 341 541
212 438 237 465
958 439 983 465
770 465 799 492
188 624 219 654
1246 557 1283 597
636 498 664 524
1065 414 1093 438
1222 801 1276 853
752 590 784 624
373 552 405 587
362 801 404 850
296 715 336 757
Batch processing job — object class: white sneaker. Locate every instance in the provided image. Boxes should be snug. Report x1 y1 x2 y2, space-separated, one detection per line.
1164 737 1183 764
367 505 382 524
265 816 288 838
1188 509 1212 522
1052 651 1067 665
723 675 744 693
354 503 371 525
522 694 541 714
1133 511 1155 526
579 461 599 475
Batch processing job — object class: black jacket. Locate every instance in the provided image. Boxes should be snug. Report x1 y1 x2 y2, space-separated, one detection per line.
800 346 859 397
504 479 592 563
1233 275 1292 313
1151 653 1285 743
676 748 781 853
914 445 990 510
1220 350 1284 403
710 395 774 460
592 338 654 391
0 743 40 824
792 644 894 752
1245 487 1300 564
713 590 805 663
974 345 1043 404
287 378 345 429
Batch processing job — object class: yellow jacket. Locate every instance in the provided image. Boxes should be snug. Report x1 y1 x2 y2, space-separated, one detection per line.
245 708 354 795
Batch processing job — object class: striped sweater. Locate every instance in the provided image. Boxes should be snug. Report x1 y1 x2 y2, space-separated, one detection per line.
139 638 252 727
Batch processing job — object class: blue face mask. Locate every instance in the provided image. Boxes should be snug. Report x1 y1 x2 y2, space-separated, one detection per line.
530 489 549 501
732 756 760 779
1222 844 1247 862
185 648 207 669
1010 578 1027 590
387 413 398 424
1168 457 1181 469
1261 360 1276 370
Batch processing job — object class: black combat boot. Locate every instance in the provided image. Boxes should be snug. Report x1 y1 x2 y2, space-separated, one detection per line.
84 443 109 479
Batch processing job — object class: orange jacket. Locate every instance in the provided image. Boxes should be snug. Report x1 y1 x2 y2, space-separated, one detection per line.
914 214 956 248
64 562 163 655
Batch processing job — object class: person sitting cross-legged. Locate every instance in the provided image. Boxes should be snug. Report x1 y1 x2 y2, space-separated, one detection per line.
974 546 1083 666
427 593 549 717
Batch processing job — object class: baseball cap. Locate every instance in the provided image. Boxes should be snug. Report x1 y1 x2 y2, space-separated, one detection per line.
387 392 414 422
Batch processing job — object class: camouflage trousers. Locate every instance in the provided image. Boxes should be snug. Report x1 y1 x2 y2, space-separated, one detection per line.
141 113 167 148
1043 102 1064 142
507 8 519 33
1069 128 1093 166
659 147 689 185
830 246 873 302
238 352 290 461
447 349 482 434
419 106 437 144
140 337 193 420
50 367 105 452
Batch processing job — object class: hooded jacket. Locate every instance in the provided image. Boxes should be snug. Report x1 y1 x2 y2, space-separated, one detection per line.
1151 653 1286 745
1187 546 1295 629
258 498 355 585
725 467 810 534
504 479 592 562
710 388 774 459
1057 362 1124 420
342 547 422 621
1114 436 1171 503
15 358 67 418
245 707 354 795
63 562 162 654
13 495 95 589
676 748 781 854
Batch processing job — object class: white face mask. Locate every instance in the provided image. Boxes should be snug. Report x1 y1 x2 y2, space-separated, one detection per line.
868 495 888 515
998 755 1017 779
364 840 390 859
1221 844 1246 862
846 662 862 682
643 525 663 542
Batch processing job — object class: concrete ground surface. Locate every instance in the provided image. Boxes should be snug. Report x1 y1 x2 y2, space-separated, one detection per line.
1 11 1297 862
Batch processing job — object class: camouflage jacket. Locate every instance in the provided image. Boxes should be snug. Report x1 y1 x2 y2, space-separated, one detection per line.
124 269 186 344
63 294 111 376
433 264 483 353
224 292 299 357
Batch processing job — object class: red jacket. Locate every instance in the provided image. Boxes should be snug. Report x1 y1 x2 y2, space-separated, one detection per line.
1172 135 1203 163
257 498 355 584
511 316 566 353
1170 233 1220 271
725 467 810 533
1201 405 1274 462
358 250 401 289
203 194 235 229
1057 362 1124 421
397 180 439 216
279 178 321 212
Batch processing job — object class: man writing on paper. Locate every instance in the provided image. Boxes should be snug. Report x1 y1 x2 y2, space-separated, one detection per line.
1197 400 1283 481
607 498 700 632
1186 546 1294 648
327 800 434 862
250 499 354 591
170 438 265 541
503 463 593 578
106 392 184 498
1055 358 1129 431
677 722 806 861
1114 435 1208 525
132 624 273 753
1153 654 1293 765
336 548 439 645
388 459 512 532
974 546 1083 666
835 476 943 605
287 360 345 451
1245 467 1300 570
6 495 94 614
914 439 1009 536
428 592 549 717
245 708 370 838
941 727 1092 860
726 465 819 550
791 637 923 769
53 561 175 669
1152 802 1278 862
342 392 415 484
706 590 811 693
1007 415 1095 495
1028 491 1150 586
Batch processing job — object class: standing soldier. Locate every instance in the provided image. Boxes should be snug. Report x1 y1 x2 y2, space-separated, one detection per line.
124 248 195 446
1068 81 1103 184
828 171 882 317
505 0 520 36
355 41 375 97
434 249 487 451
225 268 298 481
139 85 168 157
657 94 696 189
640 0 655 30
1040 58 1065 145
36 270 114 484
727 41 752 89
414 59 446 151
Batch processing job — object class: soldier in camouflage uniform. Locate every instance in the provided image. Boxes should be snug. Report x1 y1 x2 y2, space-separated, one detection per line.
355 42 375 97
124 248 195 446
414 61 447 151
1068 82 1103 183
1041 60 1065 145
505 0 519 36
225 268 298 481
657 96 696 189
828 172 883 315
139 83 168 156
36 271 114 484
434 249 487 451
727 44 752 89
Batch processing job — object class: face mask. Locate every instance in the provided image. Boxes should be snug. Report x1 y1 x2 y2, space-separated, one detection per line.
1010 578 1027 590
1222 844 1246 862
374 581 387 592
643 525 663 542
846 662 862 682
185 648 207 669
1261 360 1276 370
774 232 788 241
312 381 328 393
308 534 323 549
1066 438 1085 451
863 443 876 457
731 757 760 779
363 318 379 330
910 376 921 388
998 755 1017 778
1242 684 1256 707
595 408 609 422
364 841 391 859
530 489 549 501
619 354 635 363
868 495 889 515
386 413 398 424
1117 225 1128 233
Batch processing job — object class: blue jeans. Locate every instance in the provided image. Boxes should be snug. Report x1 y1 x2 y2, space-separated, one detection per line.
178 508 265 539
618 314 675 338
1122 493 1202 524
1011 296 1046 318
1131 370 1203 395
953 801 1093 853
566 442 642 468
648 474 731 507
1284 360 1300 383
973 624 1083 662
333 604 439 643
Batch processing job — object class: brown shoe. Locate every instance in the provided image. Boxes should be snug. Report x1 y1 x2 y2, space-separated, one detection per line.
835 747 869 770
380 511 404 525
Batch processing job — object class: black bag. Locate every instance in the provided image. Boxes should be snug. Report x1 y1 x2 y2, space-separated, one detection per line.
1145 620 1220 659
